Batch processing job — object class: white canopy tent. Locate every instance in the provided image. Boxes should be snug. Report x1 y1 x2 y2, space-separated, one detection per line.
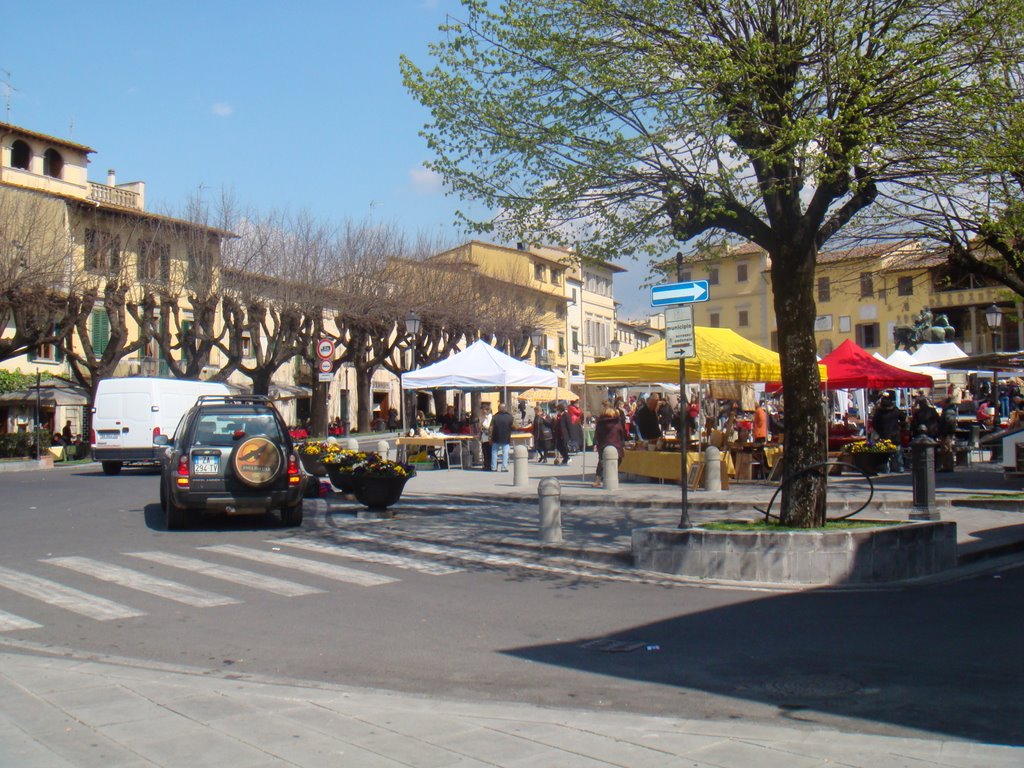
401 340 557 390
911 342 968 365
881 350 948 386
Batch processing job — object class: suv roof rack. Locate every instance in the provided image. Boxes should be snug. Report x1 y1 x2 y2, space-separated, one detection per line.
195 394 273 405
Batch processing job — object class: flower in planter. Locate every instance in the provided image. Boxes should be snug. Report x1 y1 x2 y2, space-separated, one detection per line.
849 438 898 454
297 441 328 458
323 449 416 479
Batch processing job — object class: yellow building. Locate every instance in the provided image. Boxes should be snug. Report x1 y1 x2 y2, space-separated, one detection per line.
431 240 571 376
674 241 1020 357
0 121 231 432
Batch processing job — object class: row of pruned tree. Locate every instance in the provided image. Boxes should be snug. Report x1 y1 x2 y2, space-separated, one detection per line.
1 189 543 432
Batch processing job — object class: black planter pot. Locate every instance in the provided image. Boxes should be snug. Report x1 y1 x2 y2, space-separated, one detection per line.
325 465 357 493
352 475 410 511
299 453 328 477
848 451 894 476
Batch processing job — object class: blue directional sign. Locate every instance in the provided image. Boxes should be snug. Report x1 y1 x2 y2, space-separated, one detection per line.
651 280 710 307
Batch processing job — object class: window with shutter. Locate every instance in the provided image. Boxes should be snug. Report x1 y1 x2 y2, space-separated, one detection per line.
91 310 111 355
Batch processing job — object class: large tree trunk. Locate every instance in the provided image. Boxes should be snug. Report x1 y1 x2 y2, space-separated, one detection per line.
771 246 828 527
310 379 329 437
250 369 273 397
354 359 374 433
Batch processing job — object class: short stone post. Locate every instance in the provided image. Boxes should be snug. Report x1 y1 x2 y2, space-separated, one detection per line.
538 477 562 543
376 439 391 461
703 445 722 492
344 438 359 451
602 445 620 490
911 427 939 520
512 444 529 487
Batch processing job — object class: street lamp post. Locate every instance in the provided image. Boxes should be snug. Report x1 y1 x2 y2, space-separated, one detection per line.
985 303 1003 353
985 303 1003 402
403 311 421 435
530 328 545 368
610 337 621 357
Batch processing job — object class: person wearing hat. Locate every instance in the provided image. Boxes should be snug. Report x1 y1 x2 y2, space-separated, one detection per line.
479 403 493 471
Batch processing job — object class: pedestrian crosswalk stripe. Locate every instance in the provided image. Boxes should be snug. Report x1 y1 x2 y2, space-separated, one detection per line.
275 538 464 575
200 545 399 587
44 557 241 608
126 551 326 597
0 565 144 621
0 608 42 632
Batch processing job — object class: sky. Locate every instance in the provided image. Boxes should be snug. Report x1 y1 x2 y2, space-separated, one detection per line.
3 1 653 319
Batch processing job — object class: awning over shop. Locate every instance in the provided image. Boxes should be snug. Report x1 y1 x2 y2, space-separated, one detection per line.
0 380 89 407
269 383 313 400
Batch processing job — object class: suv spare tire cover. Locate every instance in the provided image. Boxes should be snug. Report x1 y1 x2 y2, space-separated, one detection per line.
232 436 283 487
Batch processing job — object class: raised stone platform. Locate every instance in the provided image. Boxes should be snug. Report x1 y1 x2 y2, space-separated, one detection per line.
632 521 957 585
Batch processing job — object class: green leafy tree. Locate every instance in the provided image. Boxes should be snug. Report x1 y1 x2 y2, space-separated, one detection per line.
403 0 1020 526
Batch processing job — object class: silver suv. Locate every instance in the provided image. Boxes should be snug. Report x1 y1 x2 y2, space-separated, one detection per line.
154 395 304 529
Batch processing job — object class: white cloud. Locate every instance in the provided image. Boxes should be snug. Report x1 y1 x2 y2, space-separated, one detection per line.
409 164 442 195
210 102 234 117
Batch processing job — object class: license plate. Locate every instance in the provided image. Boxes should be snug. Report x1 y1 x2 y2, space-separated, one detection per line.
192 455 219 475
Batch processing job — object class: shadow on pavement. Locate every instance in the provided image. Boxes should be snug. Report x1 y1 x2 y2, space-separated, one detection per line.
503 567 1024 746
142 502 289 533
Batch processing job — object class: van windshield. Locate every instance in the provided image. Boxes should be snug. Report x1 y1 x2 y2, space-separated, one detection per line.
192 414 283 446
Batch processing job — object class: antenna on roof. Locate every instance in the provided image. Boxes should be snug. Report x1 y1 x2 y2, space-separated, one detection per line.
0 69 17 121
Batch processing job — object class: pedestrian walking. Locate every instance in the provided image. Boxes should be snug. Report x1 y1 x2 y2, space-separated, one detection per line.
552 402 573 465
532 406 553 463
479 403 493 471
490 403 514 472
593 406 626 487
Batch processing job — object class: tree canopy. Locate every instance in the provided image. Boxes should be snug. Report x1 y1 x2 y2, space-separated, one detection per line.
403 0 1023 525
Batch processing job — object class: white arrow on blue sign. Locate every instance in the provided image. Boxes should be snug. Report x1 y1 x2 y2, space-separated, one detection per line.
651 280 710 307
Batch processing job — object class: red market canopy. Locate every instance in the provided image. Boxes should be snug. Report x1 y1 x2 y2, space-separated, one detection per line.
820 339 934 390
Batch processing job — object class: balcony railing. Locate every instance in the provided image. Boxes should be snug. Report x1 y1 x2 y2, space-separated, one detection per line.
88 182 141 209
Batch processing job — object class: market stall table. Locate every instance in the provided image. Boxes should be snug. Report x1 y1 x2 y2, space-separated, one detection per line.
620 447 735 483
396 434 475 469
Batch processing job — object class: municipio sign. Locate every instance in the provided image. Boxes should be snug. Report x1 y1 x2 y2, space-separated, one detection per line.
665 305 696 360
316 338 336 360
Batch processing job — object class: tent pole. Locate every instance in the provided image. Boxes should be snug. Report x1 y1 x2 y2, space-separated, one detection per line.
580 377 587 483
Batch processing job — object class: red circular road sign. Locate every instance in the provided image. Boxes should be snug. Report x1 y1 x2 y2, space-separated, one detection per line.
318 359 333 373
316 339 335 359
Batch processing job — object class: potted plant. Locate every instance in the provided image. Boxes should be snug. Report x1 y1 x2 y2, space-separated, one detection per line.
296 441 329 476
323 449 416 512
846 438 899 476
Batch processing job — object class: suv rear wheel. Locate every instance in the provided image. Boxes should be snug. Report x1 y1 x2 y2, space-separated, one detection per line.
161 480 187 530
102 461 122 475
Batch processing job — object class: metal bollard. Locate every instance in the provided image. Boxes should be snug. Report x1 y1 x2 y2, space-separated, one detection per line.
703 446 722 492
512 444 529 487
344 438 359 451
910 427 939 520
538 477 562 543
376 439 391 461
602 445 620 490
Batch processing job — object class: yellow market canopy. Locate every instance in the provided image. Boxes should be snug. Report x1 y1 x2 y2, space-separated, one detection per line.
585 327 827 384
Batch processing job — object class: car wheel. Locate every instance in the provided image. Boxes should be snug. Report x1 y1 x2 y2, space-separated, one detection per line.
162 480 187 530
280 500 303 527
102 461 123 475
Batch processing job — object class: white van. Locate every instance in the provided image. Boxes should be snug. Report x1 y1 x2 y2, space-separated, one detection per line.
91 377 232 474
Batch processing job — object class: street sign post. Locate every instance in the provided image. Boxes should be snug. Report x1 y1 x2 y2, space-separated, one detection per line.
664 306 695 360
316 339 336 360
651 280 709 307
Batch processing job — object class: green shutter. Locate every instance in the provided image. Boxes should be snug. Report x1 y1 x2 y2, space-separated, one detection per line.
91 310 110 355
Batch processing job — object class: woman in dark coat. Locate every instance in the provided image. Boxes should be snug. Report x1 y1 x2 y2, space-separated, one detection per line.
552 402 573 465
593 406 626 487
532 405 553 463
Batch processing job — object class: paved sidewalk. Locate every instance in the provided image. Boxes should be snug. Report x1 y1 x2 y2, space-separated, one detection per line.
336 452 1024 575
2 644 1020 768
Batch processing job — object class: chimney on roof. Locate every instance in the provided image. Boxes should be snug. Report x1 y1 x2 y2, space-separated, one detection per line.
107 169 116 187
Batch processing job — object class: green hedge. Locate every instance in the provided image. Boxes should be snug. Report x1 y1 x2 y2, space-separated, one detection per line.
0 431 53 459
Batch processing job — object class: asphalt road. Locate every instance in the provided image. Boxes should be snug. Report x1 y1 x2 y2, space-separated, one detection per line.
1 464 1022 747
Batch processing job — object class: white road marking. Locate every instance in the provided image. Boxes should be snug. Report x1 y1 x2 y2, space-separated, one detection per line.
0 608 42 632
0 565 144 621
274 538 464 575
43 557 240 608
126 552 326 597
199 545 398 587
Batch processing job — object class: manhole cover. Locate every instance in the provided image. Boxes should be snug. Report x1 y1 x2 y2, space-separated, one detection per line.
764 673 861 699
581 639 654 653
